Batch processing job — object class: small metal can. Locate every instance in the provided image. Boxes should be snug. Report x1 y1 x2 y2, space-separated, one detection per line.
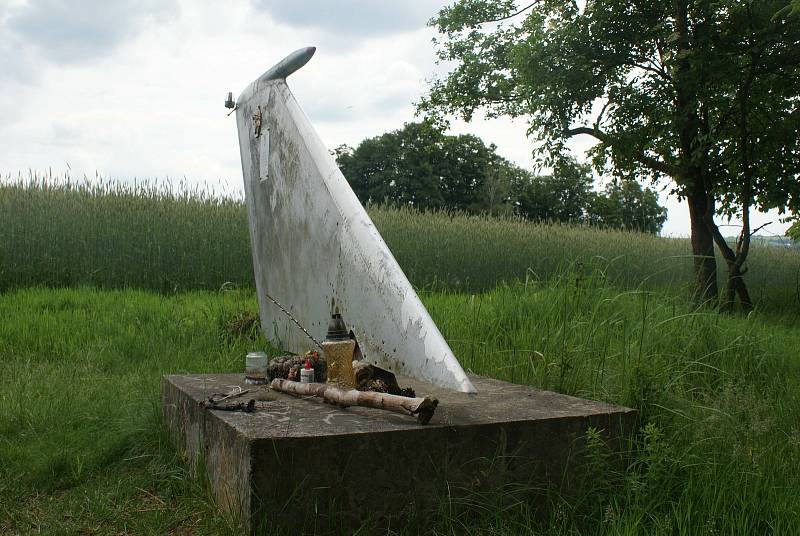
245 351 268 385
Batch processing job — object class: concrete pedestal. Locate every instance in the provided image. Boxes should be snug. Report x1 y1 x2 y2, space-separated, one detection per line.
162 373 635 534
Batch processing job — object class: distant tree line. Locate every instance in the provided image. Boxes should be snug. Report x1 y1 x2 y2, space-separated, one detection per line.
335 122 667 233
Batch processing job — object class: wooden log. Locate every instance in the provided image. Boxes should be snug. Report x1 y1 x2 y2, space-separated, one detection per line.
269 379 439 424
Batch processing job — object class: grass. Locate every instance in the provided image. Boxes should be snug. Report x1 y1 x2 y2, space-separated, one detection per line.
1 283 799 534
2 173 799 313
0 173 251 293
0 287 260 535
2 174 799 533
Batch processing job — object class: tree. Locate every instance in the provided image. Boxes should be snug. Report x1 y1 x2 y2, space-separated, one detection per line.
514 158 593 223
513 159 667 233
421 0 800 309
788 219 800 242
480 156 519 216
338 127 668 231
335 121 528 213
587 179 668 234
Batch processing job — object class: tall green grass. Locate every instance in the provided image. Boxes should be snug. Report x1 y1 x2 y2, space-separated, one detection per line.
2 284 798 534
425 279 800 534
0 287 260 534
2 173 799 533
0 172 251 292
375 207 799 304
2 173 799 312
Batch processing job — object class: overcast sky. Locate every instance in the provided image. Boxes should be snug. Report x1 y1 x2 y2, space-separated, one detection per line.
0 0 790 237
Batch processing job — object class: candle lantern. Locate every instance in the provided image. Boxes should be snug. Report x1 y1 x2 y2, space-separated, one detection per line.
322 313 356 389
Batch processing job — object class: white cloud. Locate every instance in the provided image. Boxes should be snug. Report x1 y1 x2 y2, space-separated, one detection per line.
4 0 179 64
253 0 440 36
0 0 790 237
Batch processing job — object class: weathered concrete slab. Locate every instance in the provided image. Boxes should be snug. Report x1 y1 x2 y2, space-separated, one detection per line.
162 373 635 534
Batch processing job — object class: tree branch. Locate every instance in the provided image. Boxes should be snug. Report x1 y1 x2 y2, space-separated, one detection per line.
476 1 541 24
733 36 761 269
594 100 612 131
564 126 679 177
628 62 673 81
628 54 673 82
749 221 771 237
705 213 737 264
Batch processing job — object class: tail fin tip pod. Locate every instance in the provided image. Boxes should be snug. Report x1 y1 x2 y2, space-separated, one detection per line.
258 46 317 82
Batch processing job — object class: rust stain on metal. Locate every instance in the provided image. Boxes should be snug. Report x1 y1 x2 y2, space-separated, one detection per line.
252 106 262 138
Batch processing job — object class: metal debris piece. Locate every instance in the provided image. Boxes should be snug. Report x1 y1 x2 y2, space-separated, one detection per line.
200 398 256 413
354 361 415 397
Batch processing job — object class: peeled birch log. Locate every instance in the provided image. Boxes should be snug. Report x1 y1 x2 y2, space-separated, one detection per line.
270 378 439 424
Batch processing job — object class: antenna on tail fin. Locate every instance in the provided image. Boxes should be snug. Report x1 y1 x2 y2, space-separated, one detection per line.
225 47 316 111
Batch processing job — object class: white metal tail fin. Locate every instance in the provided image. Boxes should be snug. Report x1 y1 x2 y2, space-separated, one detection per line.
233 47 476 393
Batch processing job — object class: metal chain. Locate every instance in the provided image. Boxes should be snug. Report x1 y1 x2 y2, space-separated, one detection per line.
264 293 324 350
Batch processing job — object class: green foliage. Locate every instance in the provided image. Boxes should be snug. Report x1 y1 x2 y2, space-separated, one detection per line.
423 0 800 300
0 287 263 534
775 0 800 17
0 173 252 292
424 0 800 207
424 281 800 534
588 178 668 234
788 218 800 242
334 120 528 214
1 176 799 533
513 157 593 223
3 283 800 534
337 126 667 231
515 159 667 232
373 207 799 312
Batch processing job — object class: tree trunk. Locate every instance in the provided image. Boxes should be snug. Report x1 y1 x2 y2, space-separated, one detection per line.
707 45 757 315
687 188 718 305
723 264 753 312
672 0 718 306
734 272 753 312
